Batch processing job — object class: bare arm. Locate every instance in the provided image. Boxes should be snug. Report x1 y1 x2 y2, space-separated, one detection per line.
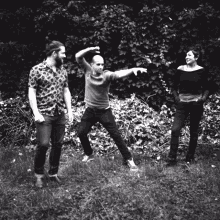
64 87 73 122
114 67 147 79
28 87 45 122
75 46 100 71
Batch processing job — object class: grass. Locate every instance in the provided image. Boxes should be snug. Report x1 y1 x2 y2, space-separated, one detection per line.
0 144 220 220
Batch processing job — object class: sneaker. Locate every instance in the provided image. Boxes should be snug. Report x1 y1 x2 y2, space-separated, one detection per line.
126 158 139 171
35 174 44 188
49 174 61 184
166 160 177 167
165 158 177 167
185 158 195 164
82 154 94 163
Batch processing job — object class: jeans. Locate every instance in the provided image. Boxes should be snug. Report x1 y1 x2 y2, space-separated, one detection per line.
77 107 132 160
169 101 203 160
34 113 66 175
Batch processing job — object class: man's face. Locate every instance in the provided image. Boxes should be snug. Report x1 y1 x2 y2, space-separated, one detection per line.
91 55 104 74
55 46 66 67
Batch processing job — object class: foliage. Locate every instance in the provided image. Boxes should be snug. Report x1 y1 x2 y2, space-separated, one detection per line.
1 0 220 109
1 94 220 161
200 94 220 144
0 97 34 147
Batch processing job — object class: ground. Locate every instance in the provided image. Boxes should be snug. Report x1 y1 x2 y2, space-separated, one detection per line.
0 143 220 220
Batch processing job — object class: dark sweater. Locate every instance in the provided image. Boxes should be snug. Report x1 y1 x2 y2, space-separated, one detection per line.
172 68 208 95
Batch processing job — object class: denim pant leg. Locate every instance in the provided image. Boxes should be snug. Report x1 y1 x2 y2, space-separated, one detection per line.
186 102 203 160
98 108 132 160
48 113 66 175
77 108 97 156
34 115 52 174
169 102 189 159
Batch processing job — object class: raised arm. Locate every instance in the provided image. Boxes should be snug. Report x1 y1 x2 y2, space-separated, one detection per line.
75 46 100 71
114 67 147 79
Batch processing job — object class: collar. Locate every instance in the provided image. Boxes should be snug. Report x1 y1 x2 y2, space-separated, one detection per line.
42 60 63 71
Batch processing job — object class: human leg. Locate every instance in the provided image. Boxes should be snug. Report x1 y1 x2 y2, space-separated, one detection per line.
77 107 97 156
186 102 203 162
98 108 132 161
34 115 52 175
168 102 189 162
34 115 52 187
49 113 66 176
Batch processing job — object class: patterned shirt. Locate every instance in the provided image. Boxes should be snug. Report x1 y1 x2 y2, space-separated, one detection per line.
28 60 68 116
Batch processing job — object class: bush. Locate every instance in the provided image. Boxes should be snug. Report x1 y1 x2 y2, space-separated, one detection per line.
1 93 220 159
0 97 34 147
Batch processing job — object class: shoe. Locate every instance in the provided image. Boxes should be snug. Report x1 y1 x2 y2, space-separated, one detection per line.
166 160 177 167
185 154 195 163
165 158 177 167
35 174 44 188
185 158 195 164
82 154 94 163
126 158 139 171
49 174 61 184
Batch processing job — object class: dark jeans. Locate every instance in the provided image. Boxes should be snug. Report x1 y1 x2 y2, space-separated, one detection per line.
34 113 66 175
169 101 203 160
77 107 132 160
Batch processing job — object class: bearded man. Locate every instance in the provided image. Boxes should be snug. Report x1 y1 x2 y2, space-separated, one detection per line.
28 41 73 188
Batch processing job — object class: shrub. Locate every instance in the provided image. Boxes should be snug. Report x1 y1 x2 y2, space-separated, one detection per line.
1 93 220 159
0 97 34 147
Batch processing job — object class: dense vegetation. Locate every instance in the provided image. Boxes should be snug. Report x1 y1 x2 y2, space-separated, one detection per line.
1 0 220 109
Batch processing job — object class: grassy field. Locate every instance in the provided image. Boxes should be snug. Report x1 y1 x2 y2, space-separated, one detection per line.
0 144 220 220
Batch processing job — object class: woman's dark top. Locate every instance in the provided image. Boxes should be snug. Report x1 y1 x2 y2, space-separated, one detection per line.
173 67 208 94
172 67 209 102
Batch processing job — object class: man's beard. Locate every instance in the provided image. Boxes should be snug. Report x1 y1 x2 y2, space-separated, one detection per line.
55 56 63 68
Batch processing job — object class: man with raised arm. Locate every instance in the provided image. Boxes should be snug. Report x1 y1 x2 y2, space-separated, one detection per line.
28 41 73 188
75 46 147 171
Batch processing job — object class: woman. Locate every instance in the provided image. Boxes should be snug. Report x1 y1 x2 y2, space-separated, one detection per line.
167 50 209 166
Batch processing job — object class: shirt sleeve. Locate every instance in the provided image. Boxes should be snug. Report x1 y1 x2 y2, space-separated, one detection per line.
104 70 118 81
64 70 69 88
28 67 38 89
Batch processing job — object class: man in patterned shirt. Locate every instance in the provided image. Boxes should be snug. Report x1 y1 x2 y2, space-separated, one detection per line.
75 46 147 171
28 41 73 188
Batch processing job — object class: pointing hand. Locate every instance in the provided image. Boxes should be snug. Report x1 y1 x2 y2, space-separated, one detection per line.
132 67 147 76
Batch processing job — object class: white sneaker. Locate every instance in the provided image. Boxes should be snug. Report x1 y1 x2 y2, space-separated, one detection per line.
126 158 139 171
82 154 94 163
